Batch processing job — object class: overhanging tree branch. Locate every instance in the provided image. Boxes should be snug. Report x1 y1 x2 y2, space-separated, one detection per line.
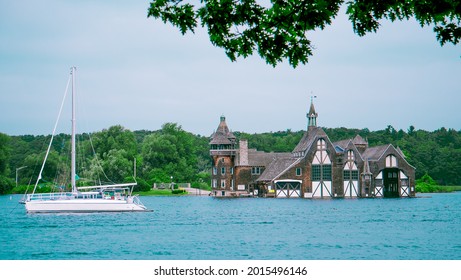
147 0 461 68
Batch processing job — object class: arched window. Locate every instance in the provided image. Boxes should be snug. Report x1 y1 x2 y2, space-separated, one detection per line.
344 150 358 180
317 139 326 150
311 138 332 197
347 150 354 161
343 150 359 197
385 155 398 168
313 139 330 164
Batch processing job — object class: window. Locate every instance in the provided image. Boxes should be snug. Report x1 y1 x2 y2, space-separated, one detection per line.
213 167 217 175
296 168 302 176
351 170 359 180
212 179 217 188
386 155 398 167
251 167 261 175
230 167 234 175
221 180 226 188
347 150 354 161
317 138 326 150
312 165 321 181
387 171 398 178
312 138 332 182
323 165 332 180
312 164 331 181
344 170 359 180
221 167 226 175
343 150 358 181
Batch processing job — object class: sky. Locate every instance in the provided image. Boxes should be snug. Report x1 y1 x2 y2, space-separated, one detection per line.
1 0 460 137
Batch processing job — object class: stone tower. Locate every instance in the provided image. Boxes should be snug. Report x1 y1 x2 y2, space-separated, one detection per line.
209 116 236 196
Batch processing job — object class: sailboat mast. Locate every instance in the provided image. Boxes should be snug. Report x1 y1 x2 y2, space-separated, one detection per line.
71 66 77 193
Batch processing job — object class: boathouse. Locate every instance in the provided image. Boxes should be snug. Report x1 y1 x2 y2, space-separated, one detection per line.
209 101 416 198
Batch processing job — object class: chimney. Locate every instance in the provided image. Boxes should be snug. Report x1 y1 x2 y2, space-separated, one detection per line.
239 139 248 166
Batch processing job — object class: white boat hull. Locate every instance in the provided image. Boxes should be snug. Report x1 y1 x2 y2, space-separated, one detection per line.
24 68 151 214
25 199 149 213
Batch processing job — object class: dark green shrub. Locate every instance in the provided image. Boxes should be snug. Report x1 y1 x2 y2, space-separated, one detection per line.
416 173 438 193
171 189 186 194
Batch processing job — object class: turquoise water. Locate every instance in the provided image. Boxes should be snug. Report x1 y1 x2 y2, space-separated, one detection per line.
1 193 460 260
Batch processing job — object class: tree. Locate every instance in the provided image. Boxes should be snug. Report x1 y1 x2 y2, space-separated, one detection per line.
0 133 14 194
84 125 137 183
147 0 461 67
92 125 137 160
100 149 134 183
141 123 198 183
0 133 10 175
23 151 63 185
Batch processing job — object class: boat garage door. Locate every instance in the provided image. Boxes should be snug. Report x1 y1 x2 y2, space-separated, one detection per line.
274 180 302 198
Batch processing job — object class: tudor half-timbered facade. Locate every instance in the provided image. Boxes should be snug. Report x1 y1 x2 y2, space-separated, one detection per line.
209 102 416 198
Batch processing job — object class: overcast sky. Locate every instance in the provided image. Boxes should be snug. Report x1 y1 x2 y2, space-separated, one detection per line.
1 1 460 137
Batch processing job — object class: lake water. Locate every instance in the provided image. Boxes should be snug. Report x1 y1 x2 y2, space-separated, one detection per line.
1 193 460 260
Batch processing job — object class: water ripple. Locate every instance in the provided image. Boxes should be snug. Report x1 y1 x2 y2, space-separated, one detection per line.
2 193 461 260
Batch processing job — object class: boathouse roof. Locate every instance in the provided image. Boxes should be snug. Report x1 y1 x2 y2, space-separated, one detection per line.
332 139 351 152
243 150 291 167
257 157 300 182
361 145 391 161
292 127 328 154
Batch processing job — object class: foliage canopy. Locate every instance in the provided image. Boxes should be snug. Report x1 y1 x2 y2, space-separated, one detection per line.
2 124 461 194
147 0 461 67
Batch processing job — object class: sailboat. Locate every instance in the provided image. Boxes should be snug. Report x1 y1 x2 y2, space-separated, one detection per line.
24 67 150 213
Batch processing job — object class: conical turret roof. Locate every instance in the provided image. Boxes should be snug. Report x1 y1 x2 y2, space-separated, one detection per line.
308 101 317 116
210 115 236 144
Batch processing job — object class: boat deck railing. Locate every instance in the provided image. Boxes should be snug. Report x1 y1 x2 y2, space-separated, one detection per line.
26 192 75 201
26 192 138 202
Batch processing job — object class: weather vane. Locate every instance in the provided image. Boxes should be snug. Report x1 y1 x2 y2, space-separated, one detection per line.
310 93 317 103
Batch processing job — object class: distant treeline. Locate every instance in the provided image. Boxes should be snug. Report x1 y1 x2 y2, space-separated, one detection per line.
0 124 460 194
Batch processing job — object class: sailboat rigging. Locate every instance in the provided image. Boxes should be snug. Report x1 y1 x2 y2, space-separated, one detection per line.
23 67 150 213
